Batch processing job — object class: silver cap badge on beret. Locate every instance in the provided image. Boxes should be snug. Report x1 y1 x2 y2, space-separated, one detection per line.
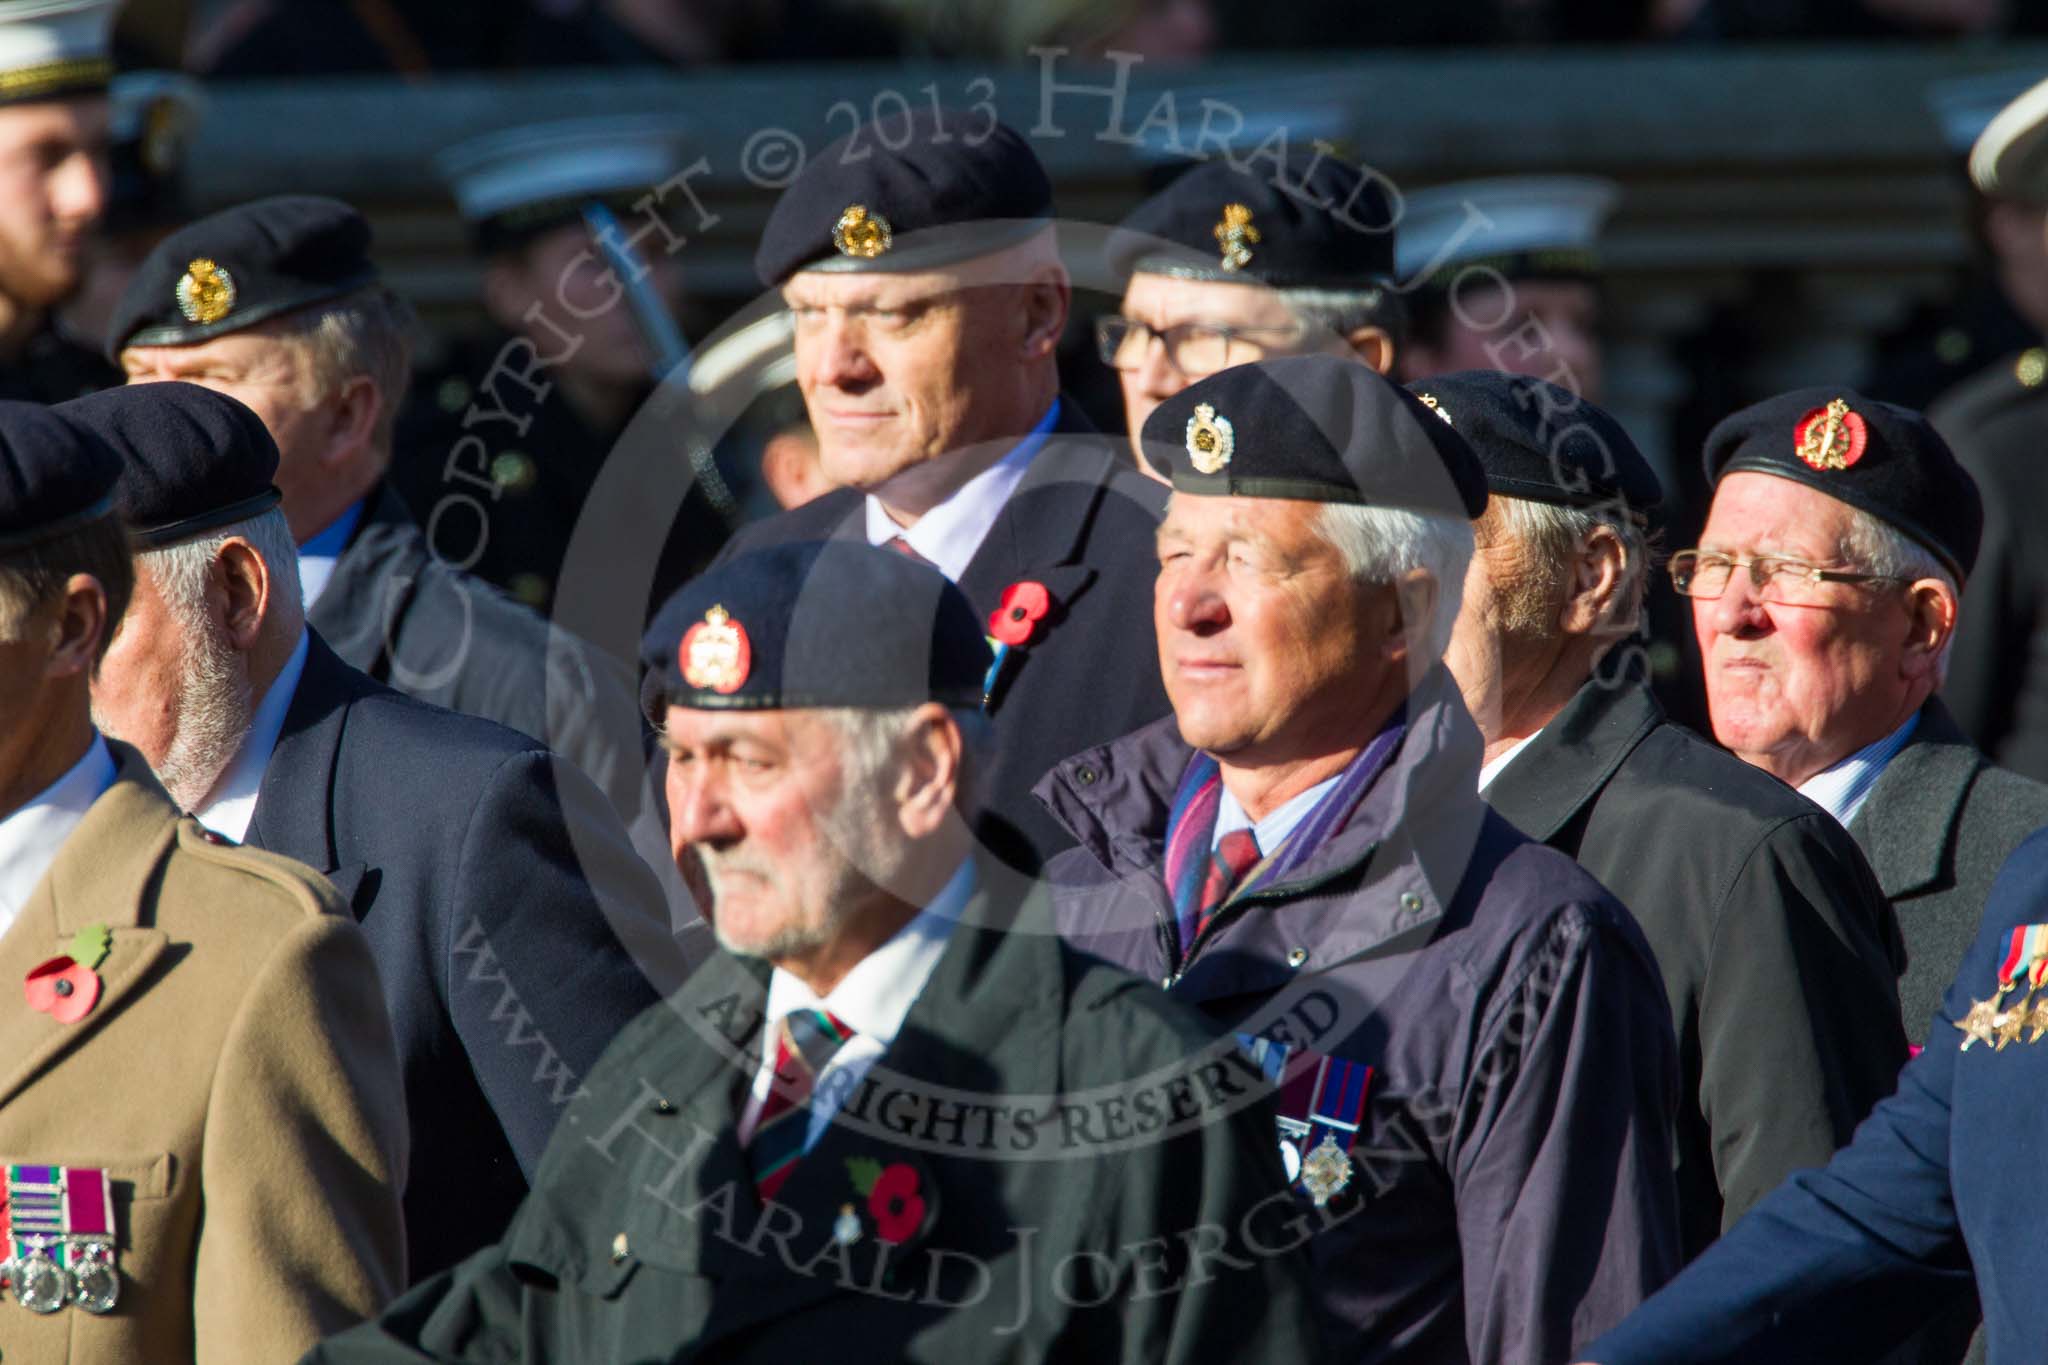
1186 403 1235 474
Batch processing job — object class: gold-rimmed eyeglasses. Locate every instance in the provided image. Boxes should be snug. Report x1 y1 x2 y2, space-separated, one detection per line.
1668 550 1909 604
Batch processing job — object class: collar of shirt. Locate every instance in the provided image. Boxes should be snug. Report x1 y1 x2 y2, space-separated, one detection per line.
1478 730 1543 793
0 734 116 943
1214 770 1344 854
196 627 311 843
740 860 973 1149
1797 712 1921 828
297 498 365 610
862 399 1060 582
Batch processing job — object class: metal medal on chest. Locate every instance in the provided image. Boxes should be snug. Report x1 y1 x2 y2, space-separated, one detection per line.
1299 1136 1353 1207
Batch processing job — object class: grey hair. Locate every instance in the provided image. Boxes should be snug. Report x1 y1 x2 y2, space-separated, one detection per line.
821 704 994 810
257 285 417 455
142 507 303 632
1494 495 1655 641
1314 504 1473 661
1278 285 1408 352
1839 507 1959 683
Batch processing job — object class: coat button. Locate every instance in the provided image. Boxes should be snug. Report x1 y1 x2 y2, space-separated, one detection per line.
1076 766 1098 786
1287 948 1308 968
1400 893 1422 913
611 1232 629 1265
650 1097 677 1115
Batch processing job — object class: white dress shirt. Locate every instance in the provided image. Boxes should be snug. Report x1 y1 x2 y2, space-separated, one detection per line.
1797 713 1921 829
862 400 1059 582
737 861 972 1152
1478 731 1543 793
0 734 116 942
297 499 363 609
195 628 310 843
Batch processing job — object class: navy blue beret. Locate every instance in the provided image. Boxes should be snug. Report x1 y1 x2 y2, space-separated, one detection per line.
1703 388 1982 581
107 195 379 358
1407 370 1660 514
0 401 120 551
1142 354 1487 518
57 382 282 549
753 110 1053 286
642 541 993 719
1110 148 1396 288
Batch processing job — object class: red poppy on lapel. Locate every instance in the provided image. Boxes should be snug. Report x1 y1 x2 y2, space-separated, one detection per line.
989 580 1051 647
846 1156 930 1245
25 957 101 1025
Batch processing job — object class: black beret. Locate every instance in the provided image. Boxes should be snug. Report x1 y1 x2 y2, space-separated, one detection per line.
106 195 380 358
0 401 120 551
1406 370 1661 514
57 382 282 550
1702 388 1983 581
754 110 1052 286
1109 148 1395 288
641 540 993 719
1142 354 1487 517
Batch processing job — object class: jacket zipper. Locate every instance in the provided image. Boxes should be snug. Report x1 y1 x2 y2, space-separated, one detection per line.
1161 839 1384 988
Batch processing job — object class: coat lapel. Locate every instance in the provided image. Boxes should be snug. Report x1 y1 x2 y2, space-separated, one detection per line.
696 879 1064 1343
248 631 367 895
304 486 430 679
1849 700 1983 899
0 753 175 1110
1483 678 1665 844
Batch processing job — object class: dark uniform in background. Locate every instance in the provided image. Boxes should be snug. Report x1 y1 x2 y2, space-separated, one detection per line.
1043 359 1681 1364
309 541 1318 1364
1421 369 1909 1258
1932 350 2048 779
404 115 730 618
1865 73 2046 415
72 381 674 1282
109 196 652 822
713 111 1171 870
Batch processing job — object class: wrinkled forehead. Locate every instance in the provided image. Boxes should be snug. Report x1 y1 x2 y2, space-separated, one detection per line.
1159 489 1325 549
1701 469 1857 555
663 703 836 753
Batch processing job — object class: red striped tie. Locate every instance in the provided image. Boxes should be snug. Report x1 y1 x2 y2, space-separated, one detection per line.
747 1009 855 1202
1191 828 1262 948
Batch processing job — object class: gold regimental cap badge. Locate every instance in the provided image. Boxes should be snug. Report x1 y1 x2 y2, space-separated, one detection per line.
175 258 236 326
1793 397 1868 472
1185 403 1236 475
680 604 753 695
1214 203 1260 272
1415 393 1454 426
832 204 894 260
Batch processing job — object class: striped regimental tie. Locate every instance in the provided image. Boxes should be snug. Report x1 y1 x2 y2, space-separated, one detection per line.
1187 828 1262 954
747 1008 856 1202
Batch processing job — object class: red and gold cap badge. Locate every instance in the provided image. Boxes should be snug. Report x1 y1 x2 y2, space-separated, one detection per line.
1793 397 1867 472
679 604 751 695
